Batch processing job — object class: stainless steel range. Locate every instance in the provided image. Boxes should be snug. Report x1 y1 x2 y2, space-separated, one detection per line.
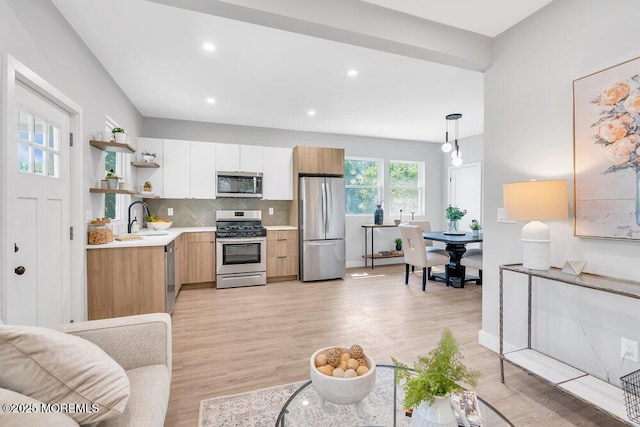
215 210 267 289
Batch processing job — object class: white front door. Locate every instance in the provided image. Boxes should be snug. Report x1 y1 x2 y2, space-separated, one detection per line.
449 162 482 229
5 82 71 325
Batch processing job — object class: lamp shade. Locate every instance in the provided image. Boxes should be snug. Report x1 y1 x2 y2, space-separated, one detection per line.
503 179 568 221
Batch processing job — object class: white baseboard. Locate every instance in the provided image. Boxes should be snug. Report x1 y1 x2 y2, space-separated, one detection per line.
346 259 403 269
478 330 522 354
478 330 498 352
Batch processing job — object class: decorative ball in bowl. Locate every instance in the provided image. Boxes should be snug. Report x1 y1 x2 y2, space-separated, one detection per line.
394 219 401 225
148 220 172 230
310 345 376 415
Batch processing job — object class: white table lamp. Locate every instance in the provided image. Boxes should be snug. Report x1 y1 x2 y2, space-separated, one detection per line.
503 179 568 270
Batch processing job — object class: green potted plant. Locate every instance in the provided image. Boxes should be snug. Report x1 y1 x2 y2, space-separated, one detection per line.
141 151 156 163
105 169 120 190
445 205 467 233
112 127 127 144
394 237 403 251
143 180 152 192
469 219 481 236
393 329 481 426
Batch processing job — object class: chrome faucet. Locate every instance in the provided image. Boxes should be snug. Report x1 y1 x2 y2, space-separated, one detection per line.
127 201 151 234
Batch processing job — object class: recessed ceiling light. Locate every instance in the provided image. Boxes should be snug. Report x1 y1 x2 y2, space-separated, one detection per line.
202 43 216 52
347 69 358 77
307 110 316 116
206 97 216 105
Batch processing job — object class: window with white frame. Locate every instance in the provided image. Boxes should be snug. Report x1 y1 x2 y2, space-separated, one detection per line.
389 160 423 215
104 116 126 220
344 157 383 214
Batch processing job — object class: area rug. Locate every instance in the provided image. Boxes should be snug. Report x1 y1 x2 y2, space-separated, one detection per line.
198 381 306 427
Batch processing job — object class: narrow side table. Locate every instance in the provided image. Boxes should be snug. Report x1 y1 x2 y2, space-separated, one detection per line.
361 224 401 269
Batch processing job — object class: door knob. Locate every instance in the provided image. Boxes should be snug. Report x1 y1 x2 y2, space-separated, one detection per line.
14 266 26 275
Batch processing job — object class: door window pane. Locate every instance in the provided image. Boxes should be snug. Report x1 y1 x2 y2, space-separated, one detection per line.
34 148 44 175
34 117 45 145
19 111 31 141
17 109 60 178
47 152 59 177
48 124 59 150
19 143 31 172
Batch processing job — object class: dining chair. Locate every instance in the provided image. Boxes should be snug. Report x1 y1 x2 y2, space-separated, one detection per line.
399 225 450 291
408 220 449 272
460 248 483 285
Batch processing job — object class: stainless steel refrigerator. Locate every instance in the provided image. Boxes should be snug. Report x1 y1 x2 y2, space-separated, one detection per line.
299 176 346 281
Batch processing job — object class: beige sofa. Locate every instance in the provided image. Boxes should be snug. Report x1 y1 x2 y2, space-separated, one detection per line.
1 313 172 426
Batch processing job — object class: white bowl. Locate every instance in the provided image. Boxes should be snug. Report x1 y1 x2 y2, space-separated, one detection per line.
310 346 376 407
148 221 172 230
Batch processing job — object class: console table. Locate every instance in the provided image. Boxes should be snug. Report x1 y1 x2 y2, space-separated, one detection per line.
361 224 402 269
499 264 640 425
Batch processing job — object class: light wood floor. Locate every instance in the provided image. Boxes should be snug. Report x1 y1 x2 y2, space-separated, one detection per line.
166 265 625 426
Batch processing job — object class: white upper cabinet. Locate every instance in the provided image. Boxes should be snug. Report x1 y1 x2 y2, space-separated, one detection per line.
136 137 164 196
215 143 240 172
215 143 263 173
240 145 263 173
190 141 216 199
162 139 191 198
262 147 293 200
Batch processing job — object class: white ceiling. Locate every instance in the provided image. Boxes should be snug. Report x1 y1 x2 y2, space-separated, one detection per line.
52 0 551 142
360 0 554 37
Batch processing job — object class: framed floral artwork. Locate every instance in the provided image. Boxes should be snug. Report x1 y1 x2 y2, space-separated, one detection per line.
574 56 640 240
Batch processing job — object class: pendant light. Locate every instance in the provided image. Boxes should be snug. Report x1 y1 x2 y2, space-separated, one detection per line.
443 113 463 166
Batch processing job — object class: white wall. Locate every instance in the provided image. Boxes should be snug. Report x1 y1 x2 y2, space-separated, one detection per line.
483 0 640 384
143 117 446 267
0 0 143 321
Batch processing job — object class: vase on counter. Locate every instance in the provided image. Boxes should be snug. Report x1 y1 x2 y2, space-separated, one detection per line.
374 204 384 225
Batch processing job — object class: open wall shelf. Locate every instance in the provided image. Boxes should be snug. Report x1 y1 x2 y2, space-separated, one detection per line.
89 140 136 153
89 188 135 195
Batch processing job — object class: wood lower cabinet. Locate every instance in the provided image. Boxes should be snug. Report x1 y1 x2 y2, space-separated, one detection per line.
185 232 216 285
174 234 186 294
267 229 298 281
87 246 166 320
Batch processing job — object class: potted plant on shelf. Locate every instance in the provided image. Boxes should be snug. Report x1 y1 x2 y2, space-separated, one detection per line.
141 151 156 163
395 237 403 251
393 329 481 427
445 205 467 233
143 181 152 193
111 127 127 144
105 169 120 190
469 219 481 236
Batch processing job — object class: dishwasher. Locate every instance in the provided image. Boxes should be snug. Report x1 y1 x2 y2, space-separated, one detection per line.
165 241 175 314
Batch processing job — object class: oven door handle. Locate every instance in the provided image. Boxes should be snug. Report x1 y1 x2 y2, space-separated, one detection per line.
216 237 266 244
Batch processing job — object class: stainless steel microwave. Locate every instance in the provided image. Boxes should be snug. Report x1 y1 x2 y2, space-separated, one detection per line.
216 171 263 198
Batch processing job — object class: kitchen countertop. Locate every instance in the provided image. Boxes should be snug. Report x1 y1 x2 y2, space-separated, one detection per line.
85 226 216 249
85 225 297 249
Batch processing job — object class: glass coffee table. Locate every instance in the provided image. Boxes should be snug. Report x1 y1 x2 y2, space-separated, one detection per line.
276 365 512 426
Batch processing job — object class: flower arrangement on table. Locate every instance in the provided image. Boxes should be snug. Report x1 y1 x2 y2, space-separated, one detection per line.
445 205 467 232
469 219 481 231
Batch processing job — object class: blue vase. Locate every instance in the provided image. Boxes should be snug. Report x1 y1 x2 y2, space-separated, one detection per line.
374 205 384 225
